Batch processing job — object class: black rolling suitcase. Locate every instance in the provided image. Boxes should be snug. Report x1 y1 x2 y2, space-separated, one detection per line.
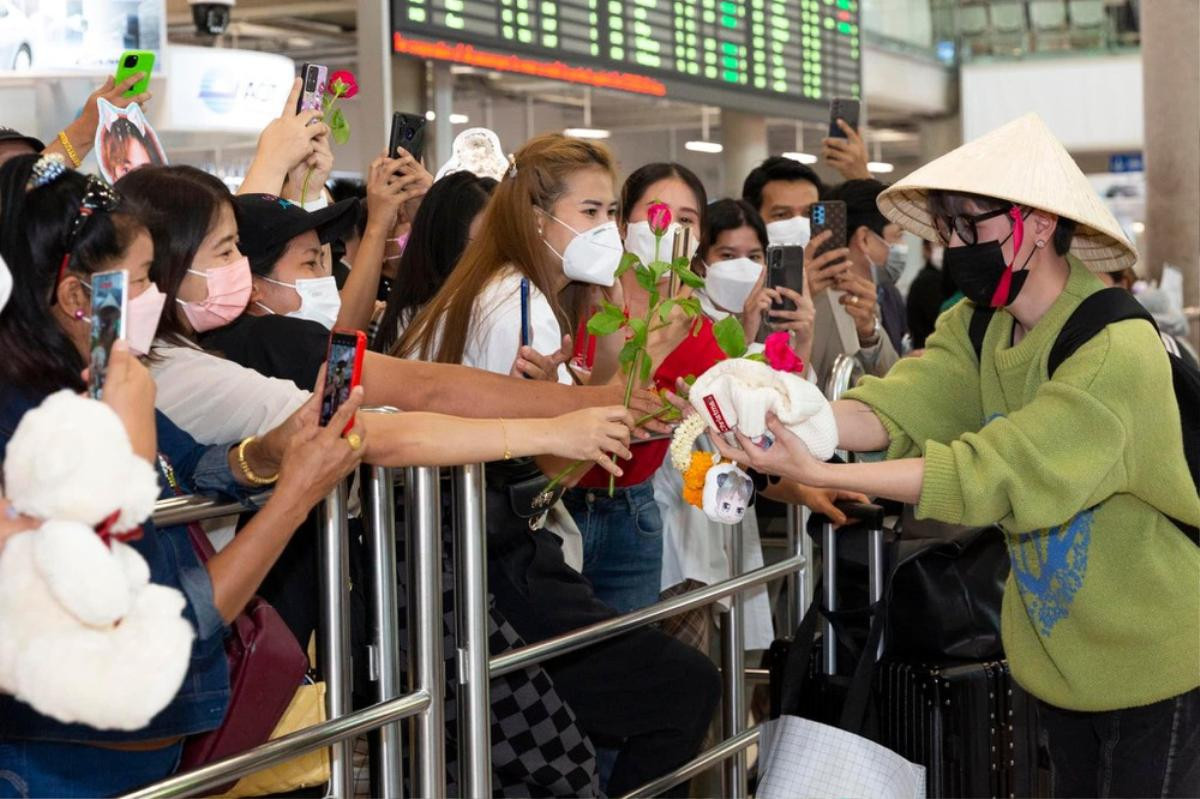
789 504 1047 799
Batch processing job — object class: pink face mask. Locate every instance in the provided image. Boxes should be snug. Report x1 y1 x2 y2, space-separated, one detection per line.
176 256 252 333
127 284 166 355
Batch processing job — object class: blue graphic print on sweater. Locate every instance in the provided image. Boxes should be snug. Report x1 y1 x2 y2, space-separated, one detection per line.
1011 509 1094 636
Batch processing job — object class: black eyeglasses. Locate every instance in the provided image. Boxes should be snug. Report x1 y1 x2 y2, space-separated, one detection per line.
52 177 120 303
934 204 1013 246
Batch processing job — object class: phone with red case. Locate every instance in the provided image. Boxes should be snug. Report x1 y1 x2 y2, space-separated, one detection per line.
321 329 366 434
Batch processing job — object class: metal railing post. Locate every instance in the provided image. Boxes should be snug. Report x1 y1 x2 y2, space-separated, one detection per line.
454 464 492 798
782 504 814 633
821 518 838 676
320 483 355 799
365 462 403 799
720 522 747 799
409 466 446 799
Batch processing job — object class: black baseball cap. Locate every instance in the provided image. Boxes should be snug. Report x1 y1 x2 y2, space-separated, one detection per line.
233 193 361 276
0 127 46 153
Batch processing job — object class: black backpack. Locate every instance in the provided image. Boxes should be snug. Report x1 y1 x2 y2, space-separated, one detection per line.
968 288 1200 545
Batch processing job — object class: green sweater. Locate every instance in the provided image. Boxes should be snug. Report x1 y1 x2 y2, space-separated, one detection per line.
846 258 1200 712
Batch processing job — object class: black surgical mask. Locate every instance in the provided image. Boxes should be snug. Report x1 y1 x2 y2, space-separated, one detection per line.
945 241 1033 307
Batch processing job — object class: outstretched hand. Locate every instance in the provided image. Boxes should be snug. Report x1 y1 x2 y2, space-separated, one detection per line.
711 412 827 486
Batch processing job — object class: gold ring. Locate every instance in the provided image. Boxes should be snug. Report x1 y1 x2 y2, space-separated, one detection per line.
850 295 858 305
347 432 363 451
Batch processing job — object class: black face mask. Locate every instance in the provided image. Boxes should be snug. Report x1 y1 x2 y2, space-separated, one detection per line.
944 240 1032 308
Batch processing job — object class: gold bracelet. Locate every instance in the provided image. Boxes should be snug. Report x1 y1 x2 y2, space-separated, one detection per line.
237 436 279 485
57 131 81 168
499 419 512 460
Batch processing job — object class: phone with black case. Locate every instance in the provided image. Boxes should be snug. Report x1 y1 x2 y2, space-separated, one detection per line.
389 112 427 162
810 201 847 261
297 63 327 116
828 97 860 138
766 244 805 312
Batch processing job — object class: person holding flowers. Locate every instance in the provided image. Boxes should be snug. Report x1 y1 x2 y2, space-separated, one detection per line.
396 134 721 798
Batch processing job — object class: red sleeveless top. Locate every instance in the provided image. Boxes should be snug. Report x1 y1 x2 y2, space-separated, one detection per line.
576 315 727 489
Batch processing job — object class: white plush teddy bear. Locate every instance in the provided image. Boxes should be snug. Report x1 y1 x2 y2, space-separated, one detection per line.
689 358 839 461
0 390 195 730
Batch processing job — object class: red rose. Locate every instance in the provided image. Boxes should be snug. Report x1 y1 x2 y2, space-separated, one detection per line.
329 70 358 99
646 201 672 236
764 331 804 374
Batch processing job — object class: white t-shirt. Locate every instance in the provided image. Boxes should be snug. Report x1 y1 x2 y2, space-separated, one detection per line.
150 341 308 446
463 269 571 385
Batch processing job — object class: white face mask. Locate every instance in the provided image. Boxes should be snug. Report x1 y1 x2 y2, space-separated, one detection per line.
766 216 811 248
702 257 763 313
0 253 10 314
624 220 699 267
257 275 342 329
545 216 624 287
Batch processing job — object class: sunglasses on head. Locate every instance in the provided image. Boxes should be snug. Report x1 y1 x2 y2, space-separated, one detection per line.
51 177 120 304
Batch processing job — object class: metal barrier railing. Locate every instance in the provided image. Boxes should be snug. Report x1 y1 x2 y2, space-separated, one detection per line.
128 410 835 798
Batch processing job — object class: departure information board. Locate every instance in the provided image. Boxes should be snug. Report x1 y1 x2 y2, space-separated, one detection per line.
393 0 860 114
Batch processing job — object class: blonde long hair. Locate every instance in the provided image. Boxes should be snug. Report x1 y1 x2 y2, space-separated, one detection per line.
394 133 617 364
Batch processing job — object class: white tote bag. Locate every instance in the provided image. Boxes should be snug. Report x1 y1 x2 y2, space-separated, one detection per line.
757 714 926 799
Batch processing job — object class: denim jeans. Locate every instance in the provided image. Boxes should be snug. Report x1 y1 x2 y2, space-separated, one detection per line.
564 480 664 614
1038 687 1200 798
0 739 183 798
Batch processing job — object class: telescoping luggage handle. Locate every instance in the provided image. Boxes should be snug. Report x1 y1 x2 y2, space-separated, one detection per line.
775 501 886 735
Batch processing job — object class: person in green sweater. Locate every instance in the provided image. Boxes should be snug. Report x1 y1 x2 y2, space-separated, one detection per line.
713 113 1200 798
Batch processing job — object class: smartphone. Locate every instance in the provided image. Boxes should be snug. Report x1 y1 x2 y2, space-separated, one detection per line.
668 226 692 298
88 270 128 399
519 278 532 348
828 97 861 138
810 201 847 262
389 112 427 163
320 329 366 434
766 244 805 312
114 51 155 97
297 63 328 115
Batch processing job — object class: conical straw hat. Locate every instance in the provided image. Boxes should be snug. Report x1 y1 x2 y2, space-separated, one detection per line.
877 113 1136 272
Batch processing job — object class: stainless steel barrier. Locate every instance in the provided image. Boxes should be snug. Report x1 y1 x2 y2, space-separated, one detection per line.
132 455 809 799
719 522 747 799
321 481 355 799
453 464 492 799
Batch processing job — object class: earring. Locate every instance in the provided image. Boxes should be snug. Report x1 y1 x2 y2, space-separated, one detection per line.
1035 240 1046 249
73 309 85 320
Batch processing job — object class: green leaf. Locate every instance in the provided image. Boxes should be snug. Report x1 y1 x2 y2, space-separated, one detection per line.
657 298 677 323
616 251 640 277
640 351 653 383
635 266 657 293
618 343 639 366
673 264 706 289
683 374 697 385
745 352 768 363
672 256 691 271
587 304 626 336
676 297 702 318
627 318 648 350
713 315 748 359
329 108 350 145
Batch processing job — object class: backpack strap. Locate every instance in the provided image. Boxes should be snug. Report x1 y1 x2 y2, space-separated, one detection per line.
968 303 996 364
1048 288 1158 378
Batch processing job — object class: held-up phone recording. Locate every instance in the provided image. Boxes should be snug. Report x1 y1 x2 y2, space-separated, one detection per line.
321 329 366 434
766 245 805 312
519 278 532 348
297 63 328 115
88 270 128 400
114 51 155 97
389 112 427 163
828 97 860 138
810 201 848 262
668 226 693 298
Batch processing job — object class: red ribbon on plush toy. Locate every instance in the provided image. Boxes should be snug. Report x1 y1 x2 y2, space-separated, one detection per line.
94 510 143 548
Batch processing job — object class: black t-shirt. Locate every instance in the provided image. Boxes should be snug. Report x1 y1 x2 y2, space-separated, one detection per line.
906 264 955 350
201 314 328 392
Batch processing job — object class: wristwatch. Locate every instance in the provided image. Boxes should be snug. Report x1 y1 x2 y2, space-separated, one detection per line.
859 316 882 348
